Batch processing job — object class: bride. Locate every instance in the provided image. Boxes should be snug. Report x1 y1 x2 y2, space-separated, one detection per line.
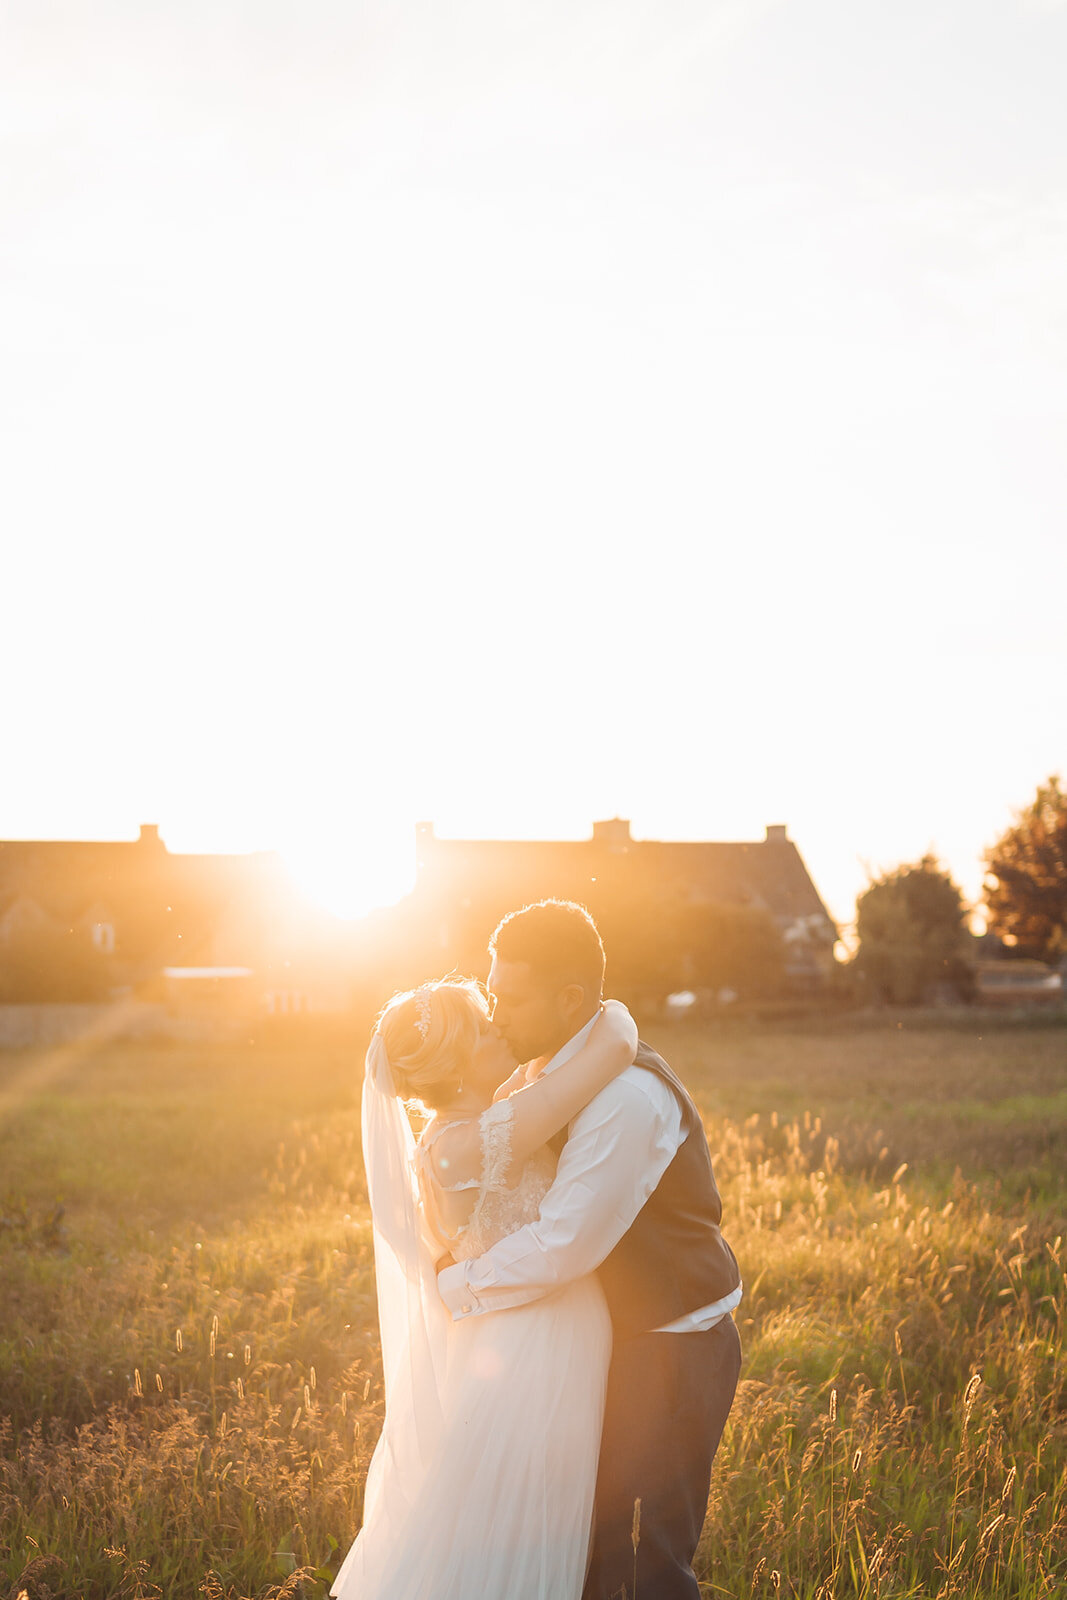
330 977 639 1600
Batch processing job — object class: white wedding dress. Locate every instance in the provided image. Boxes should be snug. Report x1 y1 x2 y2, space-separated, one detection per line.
331 1083 612 1600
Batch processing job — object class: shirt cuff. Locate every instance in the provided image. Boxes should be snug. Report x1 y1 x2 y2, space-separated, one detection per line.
438 1261 551 1320
437 1261 477 1320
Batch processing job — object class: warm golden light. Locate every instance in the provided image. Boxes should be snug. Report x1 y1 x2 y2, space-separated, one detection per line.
2 0 1064 938
281 836 416 922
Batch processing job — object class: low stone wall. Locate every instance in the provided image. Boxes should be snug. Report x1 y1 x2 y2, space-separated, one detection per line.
0 1001 168 1049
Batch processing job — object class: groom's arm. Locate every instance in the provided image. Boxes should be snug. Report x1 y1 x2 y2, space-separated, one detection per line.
438 1069 683 1321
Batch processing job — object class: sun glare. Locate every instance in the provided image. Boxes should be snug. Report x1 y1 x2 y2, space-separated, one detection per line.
281 836 416 922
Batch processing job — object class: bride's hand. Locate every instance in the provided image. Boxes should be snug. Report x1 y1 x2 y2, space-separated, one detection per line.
598 998 639 1058
493 1064 529 1102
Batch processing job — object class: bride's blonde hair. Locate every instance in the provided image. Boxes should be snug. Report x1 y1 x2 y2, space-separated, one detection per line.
375 977 488 1110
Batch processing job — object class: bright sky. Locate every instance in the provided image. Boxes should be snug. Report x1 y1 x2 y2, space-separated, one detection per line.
3 0 1065 930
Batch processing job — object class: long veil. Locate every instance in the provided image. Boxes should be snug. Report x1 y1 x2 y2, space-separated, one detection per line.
331 1033 451 1596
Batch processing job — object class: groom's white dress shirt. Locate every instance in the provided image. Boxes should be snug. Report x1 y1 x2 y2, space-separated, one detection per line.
438 1016 743 1330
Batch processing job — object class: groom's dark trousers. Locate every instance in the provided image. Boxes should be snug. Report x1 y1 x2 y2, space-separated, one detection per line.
582 1316 742 1600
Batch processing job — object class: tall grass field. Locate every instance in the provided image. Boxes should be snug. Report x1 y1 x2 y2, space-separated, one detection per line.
1 1014 1064 1599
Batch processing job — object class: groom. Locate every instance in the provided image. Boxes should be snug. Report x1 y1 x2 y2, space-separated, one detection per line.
438 899 742 1600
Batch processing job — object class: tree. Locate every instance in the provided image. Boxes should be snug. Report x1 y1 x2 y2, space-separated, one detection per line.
983 775 1067 963
593 887 687 1010
679 900 786 1000
593 888 787 1008
854 855 971 1006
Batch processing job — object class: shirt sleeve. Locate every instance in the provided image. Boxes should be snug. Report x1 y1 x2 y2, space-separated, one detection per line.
437 1066 684 1321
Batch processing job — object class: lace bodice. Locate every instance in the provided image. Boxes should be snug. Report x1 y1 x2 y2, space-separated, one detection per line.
416 1099 556 1261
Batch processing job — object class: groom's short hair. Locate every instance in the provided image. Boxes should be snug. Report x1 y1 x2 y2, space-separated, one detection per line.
490 899 606 999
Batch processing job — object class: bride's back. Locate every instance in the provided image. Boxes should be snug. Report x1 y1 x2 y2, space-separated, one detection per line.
417 1101 557 1261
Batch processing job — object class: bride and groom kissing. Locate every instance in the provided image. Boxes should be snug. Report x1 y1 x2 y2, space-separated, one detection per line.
332 898 743 1600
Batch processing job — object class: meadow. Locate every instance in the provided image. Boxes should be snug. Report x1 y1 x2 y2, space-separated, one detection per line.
0 1012 1064 1599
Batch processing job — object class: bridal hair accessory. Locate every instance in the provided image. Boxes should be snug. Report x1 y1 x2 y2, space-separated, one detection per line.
414 988 432 1042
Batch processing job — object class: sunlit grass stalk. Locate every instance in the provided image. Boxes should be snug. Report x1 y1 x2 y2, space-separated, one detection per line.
947 1373 982 1574
828 1385 838 1588
631 1495 641 1600
894 1323 908 1410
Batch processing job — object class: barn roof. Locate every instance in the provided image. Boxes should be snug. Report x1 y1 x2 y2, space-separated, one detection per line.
414 820 835 929
0 827 284 958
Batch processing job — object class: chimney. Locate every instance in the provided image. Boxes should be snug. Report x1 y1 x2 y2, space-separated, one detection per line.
138 823 164 849
765 824 788 845
593 818 631 853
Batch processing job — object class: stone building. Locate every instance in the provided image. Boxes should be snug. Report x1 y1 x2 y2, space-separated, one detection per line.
0 824 340 1012
406 818 837 993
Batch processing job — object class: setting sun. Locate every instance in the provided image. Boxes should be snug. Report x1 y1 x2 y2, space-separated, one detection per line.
281 832 417 921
